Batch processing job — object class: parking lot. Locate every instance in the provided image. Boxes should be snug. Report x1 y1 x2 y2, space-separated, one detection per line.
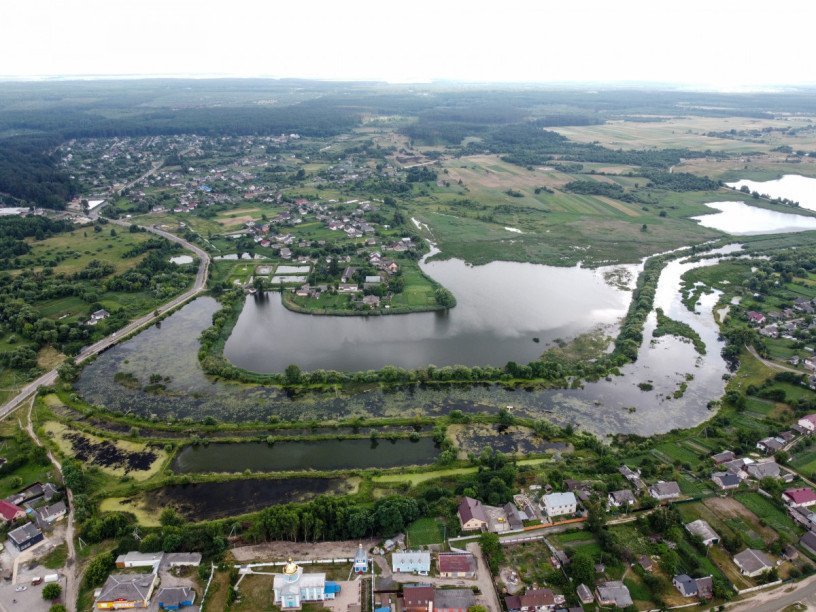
0 575 66 612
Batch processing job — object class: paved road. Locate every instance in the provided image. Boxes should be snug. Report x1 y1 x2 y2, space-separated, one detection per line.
728 574 816 611
0 223 209 421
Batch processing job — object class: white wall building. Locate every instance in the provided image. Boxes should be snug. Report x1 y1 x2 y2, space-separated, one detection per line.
541 492 577 518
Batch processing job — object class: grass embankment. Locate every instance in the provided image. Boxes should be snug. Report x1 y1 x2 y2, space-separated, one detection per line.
653 308 706 354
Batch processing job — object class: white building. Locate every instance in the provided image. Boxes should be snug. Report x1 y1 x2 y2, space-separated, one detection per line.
273 559 336 610
541 492 577 518
799 414 816 432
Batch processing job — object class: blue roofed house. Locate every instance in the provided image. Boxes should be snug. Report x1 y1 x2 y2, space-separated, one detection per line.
392 551 431 575
353 544 369 574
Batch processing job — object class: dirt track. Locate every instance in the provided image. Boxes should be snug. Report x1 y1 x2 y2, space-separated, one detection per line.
231 539 378 563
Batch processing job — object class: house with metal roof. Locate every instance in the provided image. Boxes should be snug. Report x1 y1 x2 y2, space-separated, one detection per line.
392 551 431 575
685 520 720 546
94 572 157 609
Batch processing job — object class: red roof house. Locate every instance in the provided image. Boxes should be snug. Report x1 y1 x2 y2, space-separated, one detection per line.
0 501 25 523
437 553 477 578
783 487 816 508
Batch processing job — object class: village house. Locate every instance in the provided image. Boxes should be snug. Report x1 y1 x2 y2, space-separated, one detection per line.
649 481 681 501
87 309 110 325
638 555 654 573
618 465 645 489
36 500 67 526
338 283 360 294
403 584 434 612
607 489 636 509
685 520 720 546
7 522 42 551
673 574 713 599
798 414 816 432
504 587 556 612
156 586 196 610
595 581 633 608
790 505 816 530
95 572 158 610
392 551 431 575
711 471 741 490
361 295 381 308
746 311 766 325
733 548 774 577
746 460 789 481
799 530 816 557
436 553 476 579
783 487 816 508
541 492 577 518
756 436 786 453
711 450 736 464
0 500 25 523
576 584 594 605
458 497 488 531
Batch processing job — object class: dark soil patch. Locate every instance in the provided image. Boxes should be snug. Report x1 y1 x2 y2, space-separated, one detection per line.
145 477 346 520
63 432 157 473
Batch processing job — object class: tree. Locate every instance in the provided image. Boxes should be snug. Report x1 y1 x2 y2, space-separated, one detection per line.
284 364 302 385
479 532 504 575
570 550 595 586
42 583 62 601
49 606 67 612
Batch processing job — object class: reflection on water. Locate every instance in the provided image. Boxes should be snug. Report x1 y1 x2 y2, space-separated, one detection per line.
692 201 816 235
75 247 741 436
225 257 639 372
727 175 816 212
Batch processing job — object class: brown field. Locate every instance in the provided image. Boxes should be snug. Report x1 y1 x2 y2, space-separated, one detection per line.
596 196 641 217
703 496 778 544
216 214 255 227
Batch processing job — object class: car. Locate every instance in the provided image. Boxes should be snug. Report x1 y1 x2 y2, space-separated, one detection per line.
14 585 26 592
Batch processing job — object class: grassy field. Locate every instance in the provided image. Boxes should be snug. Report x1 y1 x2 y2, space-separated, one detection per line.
372 467 477 486
406 517 446 546
19 225 152 275
734 491 799 542
99 497 161 526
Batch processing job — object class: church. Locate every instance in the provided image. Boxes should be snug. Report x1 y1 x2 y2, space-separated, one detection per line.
273 559 340 609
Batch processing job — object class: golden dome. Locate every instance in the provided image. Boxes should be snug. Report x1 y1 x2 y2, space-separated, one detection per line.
283 558 299 575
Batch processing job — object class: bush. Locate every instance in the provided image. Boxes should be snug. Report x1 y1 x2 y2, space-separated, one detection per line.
42 583 62 600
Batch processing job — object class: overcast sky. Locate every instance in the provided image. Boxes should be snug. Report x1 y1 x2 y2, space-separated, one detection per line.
2 0 814 89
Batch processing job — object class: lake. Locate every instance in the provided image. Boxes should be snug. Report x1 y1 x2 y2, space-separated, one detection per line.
224 256 639 372
75 244 737 436
171 438 439 473
692 201 816 235
727 175 816 212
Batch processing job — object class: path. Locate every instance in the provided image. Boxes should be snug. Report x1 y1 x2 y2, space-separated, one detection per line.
747 345 803 375
466 542 502 612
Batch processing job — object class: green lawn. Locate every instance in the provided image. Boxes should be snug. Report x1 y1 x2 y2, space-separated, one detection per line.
735 492 799 542
406 518 446 546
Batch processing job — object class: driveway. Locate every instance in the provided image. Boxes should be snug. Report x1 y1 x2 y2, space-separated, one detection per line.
728 574 816 612
467 542 501 612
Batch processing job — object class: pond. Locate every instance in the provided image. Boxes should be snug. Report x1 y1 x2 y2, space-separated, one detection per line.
224 255 639 372
144 477 350 521
169 255 194 265
171 438 439 474
691 201 816 235
74 245 738 437
727 175 816 212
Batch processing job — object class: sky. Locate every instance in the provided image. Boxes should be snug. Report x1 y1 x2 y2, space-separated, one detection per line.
1 0 815 89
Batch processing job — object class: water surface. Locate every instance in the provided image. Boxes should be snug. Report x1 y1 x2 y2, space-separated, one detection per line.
171 438 439 473
224 257 639 372
727 175 816 212
692 201 816 235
